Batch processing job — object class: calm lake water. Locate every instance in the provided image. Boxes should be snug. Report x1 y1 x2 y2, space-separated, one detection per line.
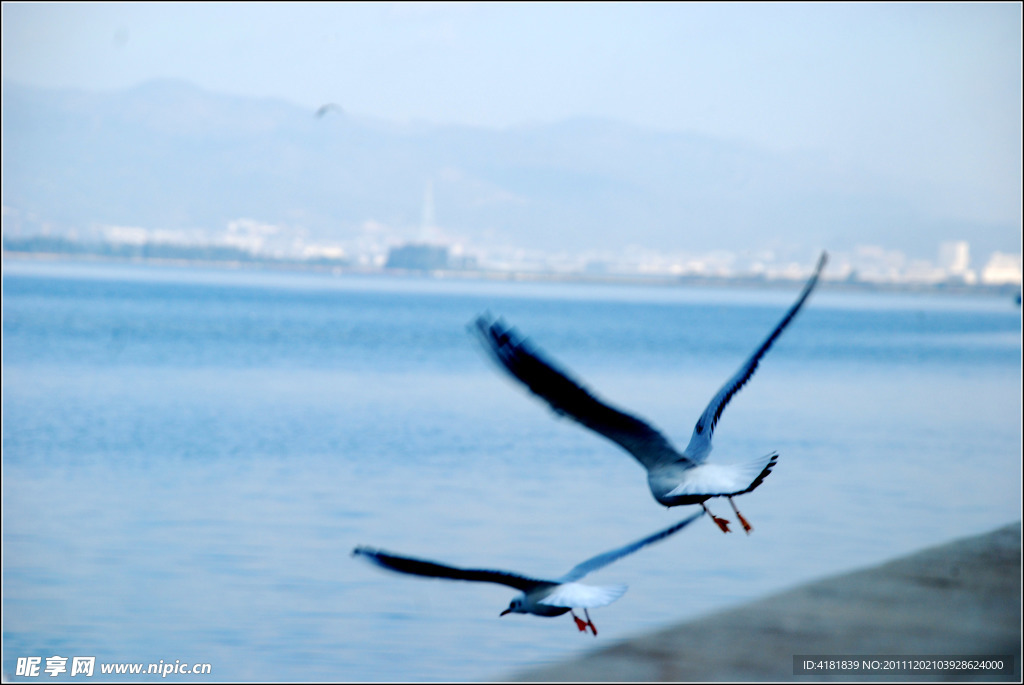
2 258 1021 682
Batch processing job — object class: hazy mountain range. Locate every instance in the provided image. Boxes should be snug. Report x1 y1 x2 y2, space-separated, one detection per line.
2 78 1017 263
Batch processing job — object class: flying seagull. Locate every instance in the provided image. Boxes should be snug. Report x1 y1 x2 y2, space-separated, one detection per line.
353 511 703 636
473 251 828 534
315 102 344 118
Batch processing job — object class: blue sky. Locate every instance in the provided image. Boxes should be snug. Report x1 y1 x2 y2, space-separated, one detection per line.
3 2 1021 231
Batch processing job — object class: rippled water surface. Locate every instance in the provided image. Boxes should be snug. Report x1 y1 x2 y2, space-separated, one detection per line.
3 258 1021 681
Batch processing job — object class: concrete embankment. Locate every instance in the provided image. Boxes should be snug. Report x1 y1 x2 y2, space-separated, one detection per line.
508 522 1021 682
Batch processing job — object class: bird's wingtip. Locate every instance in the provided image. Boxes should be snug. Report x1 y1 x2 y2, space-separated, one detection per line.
468 310 494 332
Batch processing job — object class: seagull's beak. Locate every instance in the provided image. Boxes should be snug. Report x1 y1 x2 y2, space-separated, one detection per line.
499 608 512 617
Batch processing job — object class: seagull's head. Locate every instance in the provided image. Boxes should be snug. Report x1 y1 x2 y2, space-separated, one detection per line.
500 597 525 616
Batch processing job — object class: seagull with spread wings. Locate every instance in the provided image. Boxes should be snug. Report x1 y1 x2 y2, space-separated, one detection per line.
353 511 702 635
473 251 828 534
315 102 344 118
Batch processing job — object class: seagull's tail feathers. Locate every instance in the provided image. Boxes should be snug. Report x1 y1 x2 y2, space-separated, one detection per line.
538 582 628 609
734 451 778 495
663 452 778 498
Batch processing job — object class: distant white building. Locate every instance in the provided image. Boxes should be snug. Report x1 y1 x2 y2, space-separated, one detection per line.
939 240 970 273
981 252 1023 285
937 241 976 284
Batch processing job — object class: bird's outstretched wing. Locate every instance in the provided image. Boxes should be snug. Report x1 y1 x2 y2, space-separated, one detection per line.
353 547 546 593
557 511 704 583
472 314 686 470
682 251 828 463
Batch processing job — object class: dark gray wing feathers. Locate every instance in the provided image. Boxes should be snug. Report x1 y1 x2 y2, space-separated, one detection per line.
473 314 685 470
353 546 545 593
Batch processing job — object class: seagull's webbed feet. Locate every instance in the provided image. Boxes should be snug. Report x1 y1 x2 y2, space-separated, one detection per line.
571 609 598 636
702 502 731 533
728 497 753 534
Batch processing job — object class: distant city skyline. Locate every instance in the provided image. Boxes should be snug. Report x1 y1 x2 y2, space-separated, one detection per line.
4 203 1021 289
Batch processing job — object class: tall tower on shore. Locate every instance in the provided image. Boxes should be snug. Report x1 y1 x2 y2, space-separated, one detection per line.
939 241 976 284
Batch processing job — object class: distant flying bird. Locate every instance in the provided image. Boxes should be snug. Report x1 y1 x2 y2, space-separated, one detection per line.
473 251 828 534
315 102 344 118
353 511 703 636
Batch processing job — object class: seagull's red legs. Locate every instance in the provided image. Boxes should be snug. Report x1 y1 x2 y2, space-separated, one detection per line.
571 610 598 636
702 502 731 533
728 497 753 534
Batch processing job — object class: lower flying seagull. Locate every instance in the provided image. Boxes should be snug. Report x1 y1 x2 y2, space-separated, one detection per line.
473 252 828 534
353 511 703 636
